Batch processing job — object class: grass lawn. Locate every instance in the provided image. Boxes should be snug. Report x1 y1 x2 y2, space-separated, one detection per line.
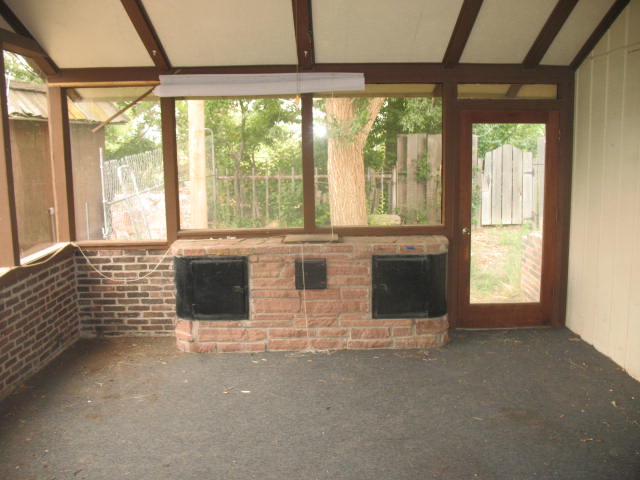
470 224 536 303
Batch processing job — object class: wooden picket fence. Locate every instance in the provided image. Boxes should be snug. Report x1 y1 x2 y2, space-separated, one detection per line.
473 137 545 227
395 133 442 224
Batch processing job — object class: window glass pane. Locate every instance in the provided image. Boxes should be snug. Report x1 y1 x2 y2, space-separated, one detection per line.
4 52 55 257
68 87 166 241
313 90 442 227
470 123 546 303
176 98 302 230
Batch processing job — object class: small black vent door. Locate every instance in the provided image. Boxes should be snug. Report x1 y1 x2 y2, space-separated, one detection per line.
372 254 447 319
373 255 429 318
175 256 248 320
191 258 247 319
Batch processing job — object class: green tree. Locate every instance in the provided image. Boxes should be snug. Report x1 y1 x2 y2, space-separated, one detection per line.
473 123 545 158
3 52 43 84
176 98 302 228
105 100 162 159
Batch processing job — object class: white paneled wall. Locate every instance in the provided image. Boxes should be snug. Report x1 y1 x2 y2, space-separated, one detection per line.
568 0 640 380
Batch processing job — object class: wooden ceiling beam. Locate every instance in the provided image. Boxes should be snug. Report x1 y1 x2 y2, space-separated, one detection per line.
0 28 47 59
570 0 630 70
443 0 484 67
120 0 171 71
0 1 31 38
46 64 572 87
505 84 522 98
292 0 315 70
523 0 578 68
0 2 57 76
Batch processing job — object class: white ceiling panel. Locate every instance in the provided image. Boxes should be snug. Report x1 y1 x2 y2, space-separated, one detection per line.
460 0 557 63
542 0 615 65
142 0 297 67
313 0 463 63
5 0 153 68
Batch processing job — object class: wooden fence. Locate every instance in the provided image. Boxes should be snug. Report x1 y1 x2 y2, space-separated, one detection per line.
395 133 442 224
474 137 545 227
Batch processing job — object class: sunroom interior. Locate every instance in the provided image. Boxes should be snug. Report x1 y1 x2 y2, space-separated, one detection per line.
0 0 639 403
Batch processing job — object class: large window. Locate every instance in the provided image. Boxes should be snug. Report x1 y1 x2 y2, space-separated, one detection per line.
4 52 56 258
68 87 166 241
176 98 302 230
313 86 443 227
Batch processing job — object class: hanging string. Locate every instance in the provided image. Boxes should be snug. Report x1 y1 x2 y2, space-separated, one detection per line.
72 242 172 284
1 242 172 285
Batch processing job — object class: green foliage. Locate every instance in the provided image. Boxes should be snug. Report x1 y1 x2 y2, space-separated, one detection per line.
3 52 44 84
471 165 482 226
105 101 161 159
400 97 443 134
177 98 300 173
473 123 545 158
109 92 445 229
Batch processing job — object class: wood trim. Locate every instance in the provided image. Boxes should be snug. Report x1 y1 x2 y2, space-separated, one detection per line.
505 84 522 98
0 52 19 266
0 3 57 75
455 109 561 328
551 76 574 326
161 98 179 243
177 228 305 239
75 240 168 249
455 99 561 110
0 243 75 289
47 64 573 86
523 0 578 68
301 94 315 230
177 225 447 239
443 82 459 327
0 28 46 58
47 67 161 86
0 1 29 37
47 87 75 242
91 87 154 133
0 28 57 76
570 0 631 70
443 0 484 66
292 0 315 70
120 0 171 71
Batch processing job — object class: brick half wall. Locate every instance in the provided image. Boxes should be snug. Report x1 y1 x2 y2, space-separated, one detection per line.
0 254 79 400
75 249 175 337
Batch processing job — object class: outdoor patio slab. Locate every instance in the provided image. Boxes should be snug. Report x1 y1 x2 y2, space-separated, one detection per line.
0 328 639 480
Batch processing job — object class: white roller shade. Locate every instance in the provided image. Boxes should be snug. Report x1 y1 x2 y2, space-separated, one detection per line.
153 72 365 97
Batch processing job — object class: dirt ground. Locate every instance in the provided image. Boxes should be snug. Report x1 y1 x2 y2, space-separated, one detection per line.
470 225 531 303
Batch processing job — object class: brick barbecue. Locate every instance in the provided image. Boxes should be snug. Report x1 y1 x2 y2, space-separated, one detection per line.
171 236 449 353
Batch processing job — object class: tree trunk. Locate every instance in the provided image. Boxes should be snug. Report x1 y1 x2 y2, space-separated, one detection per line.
325 97 384 225
188 100 207 228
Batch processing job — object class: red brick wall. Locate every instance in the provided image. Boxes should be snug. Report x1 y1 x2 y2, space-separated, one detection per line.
0 255 79 400
75 249 175 336
173 236 449 353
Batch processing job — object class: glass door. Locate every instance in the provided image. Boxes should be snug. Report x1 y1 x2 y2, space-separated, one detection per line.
457 110 559 328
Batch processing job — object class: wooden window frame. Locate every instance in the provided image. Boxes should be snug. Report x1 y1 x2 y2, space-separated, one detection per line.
3 65 574 331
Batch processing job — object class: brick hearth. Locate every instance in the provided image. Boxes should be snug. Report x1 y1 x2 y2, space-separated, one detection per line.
171 236 449 353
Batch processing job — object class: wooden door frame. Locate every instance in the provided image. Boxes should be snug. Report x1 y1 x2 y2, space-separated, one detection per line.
455 109 561 328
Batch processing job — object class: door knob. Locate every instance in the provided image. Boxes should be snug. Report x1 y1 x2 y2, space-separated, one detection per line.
461 227 471 236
